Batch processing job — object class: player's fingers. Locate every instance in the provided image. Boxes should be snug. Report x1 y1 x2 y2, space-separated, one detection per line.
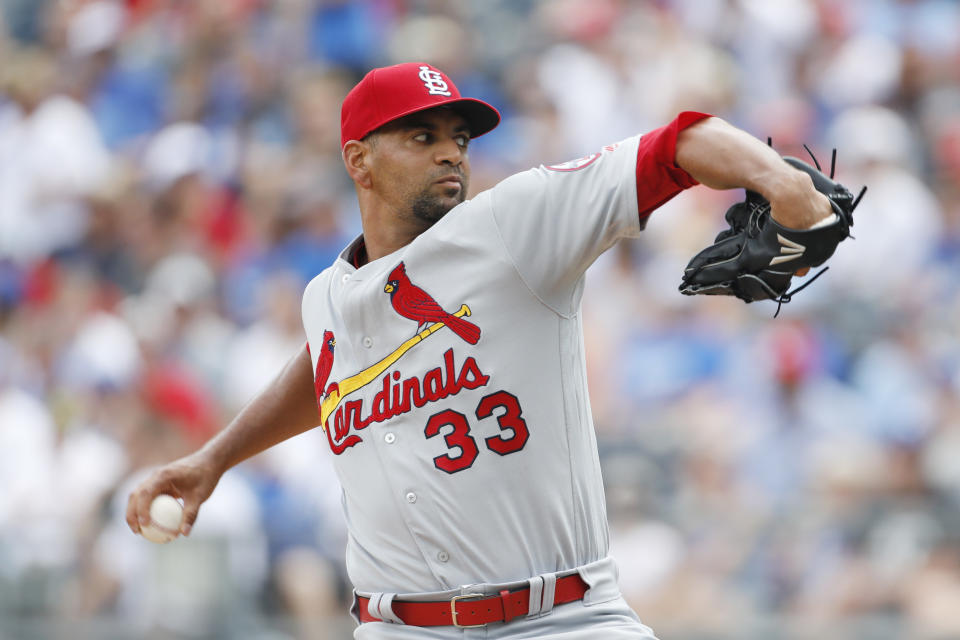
129 482 159 532
794 267 810 277
180 500 201 536
125 490 142 534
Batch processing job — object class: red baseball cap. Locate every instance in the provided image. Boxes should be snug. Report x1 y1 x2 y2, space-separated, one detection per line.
340 62 500 149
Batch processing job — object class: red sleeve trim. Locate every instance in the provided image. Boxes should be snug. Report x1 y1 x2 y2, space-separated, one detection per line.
635 111 712 221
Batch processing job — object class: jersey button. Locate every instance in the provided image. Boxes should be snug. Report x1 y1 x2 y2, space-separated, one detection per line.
384 433 396 444
405 492 417 504
362 336 373 348
437 551 449 563
341 274 349 283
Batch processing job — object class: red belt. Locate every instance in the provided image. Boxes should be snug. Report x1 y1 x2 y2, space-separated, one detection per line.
357 574 589 628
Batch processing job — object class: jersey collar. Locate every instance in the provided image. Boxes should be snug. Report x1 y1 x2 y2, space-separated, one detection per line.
337 235 366 272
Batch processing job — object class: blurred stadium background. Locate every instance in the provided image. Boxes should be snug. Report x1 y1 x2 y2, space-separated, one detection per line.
1 0 959 638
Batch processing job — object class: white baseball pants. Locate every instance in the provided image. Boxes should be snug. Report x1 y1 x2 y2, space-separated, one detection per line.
351 556 659 639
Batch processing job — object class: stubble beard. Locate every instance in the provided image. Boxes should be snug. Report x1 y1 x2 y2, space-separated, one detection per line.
409 183 467 226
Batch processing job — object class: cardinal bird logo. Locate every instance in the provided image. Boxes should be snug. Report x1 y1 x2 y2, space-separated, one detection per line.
384 262 481 345
312 330 339 406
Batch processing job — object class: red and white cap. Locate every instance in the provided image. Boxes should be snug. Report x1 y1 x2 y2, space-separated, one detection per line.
340 62 500 149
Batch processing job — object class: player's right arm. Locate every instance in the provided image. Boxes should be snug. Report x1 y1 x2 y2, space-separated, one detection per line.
126 343 318 537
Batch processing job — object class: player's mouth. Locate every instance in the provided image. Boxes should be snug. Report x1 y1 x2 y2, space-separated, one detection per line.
434 175 463 191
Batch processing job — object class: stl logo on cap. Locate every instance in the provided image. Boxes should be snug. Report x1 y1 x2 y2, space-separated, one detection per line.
418 65 451 97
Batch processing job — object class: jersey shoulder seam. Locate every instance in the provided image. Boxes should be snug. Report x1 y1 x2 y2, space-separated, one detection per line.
486 191 577 320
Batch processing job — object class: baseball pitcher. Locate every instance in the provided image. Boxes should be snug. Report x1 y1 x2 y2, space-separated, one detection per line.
127 63 862 639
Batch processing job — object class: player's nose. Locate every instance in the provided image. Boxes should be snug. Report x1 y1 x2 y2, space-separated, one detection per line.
434 136 465 166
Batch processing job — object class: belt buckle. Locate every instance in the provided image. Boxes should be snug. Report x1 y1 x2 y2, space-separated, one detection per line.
450 593 487 628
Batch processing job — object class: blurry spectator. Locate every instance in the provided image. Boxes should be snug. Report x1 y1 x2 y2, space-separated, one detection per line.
811 106 941 321
0 46 111 263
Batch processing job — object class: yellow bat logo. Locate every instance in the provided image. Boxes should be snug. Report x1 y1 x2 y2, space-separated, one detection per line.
319 304 472 428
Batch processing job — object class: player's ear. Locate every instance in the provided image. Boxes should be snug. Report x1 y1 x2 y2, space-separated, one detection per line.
342 140 373 189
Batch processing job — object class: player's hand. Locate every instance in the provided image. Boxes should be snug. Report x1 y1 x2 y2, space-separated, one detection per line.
769 176 827 278
126 451 223 537
768 171 834 230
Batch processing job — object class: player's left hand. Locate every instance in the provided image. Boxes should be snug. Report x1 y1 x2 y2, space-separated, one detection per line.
678 150 866 313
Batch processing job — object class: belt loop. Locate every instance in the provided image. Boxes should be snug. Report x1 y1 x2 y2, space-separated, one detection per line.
526 576 544 618
376 592 404 625
539 573 557 616
367 593 384 622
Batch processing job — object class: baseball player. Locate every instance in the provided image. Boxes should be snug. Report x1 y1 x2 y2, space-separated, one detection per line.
127 62 842 638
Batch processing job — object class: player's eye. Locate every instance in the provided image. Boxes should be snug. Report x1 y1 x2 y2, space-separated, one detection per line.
413 133 430 143
455 135 469 149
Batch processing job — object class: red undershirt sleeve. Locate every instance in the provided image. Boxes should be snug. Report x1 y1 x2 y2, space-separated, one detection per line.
635 110 713 221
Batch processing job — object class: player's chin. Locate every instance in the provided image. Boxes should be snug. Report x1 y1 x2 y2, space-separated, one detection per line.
411 194 458 224
437 192 465 212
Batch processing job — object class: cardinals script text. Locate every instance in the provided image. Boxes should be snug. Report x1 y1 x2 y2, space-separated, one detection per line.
325 348 489 454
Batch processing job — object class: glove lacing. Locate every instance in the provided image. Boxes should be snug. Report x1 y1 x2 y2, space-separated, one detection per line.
752 266 830 318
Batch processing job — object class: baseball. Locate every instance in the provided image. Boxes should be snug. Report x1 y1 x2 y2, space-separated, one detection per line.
140 494 184 544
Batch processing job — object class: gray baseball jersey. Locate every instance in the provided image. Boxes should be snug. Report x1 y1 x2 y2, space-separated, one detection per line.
301 113 706 596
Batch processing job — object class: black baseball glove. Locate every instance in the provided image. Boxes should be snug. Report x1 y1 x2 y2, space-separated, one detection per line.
679 150 866 315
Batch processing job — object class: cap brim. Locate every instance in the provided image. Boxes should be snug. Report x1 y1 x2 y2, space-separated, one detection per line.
442 98 501 139
354 97 500 144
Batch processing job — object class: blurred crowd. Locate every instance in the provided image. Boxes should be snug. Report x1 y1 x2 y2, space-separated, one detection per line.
1 0 959 639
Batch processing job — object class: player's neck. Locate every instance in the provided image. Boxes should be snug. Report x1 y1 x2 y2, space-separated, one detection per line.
358 202 431 264
360 230 419 264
